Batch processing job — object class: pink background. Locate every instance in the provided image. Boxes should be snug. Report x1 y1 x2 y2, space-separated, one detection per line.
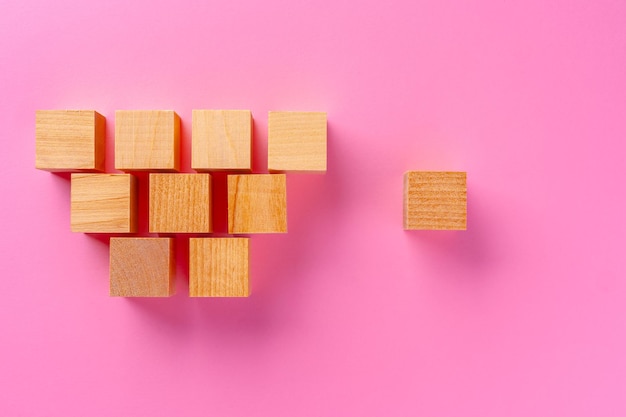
1 0 626 415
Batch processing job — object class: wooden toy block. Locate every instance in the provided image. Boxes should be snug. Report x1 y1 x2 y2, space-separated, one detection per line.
403 171 467 230
268 111 327 172
192 110 252 171
228 174 287 234
71 174 137 233
35 110 105 171
149 173 212 233
110 238 175 297
115 110 180 171
189 238 249 297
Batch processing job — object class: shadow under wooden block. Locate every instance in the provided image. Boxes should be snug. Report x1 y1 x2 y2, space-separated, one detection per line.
268 111 327 172
35 110 105 172
149 173 212 233
189 237 249 297
110 237 175 297
71 174 137 233
228 174 287 234
403 171 467 230
115 110 180 171
192 110 252 171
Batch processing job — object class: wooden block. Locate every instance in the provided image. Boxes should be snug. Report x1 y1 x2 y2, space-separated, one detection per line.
189 238 249 297
192 110 252 171
403 171 467 230
268 111 327 172
35 110 105 171
149 173 212 233
110 238 175 297
228 174 287 234
115 110 180 171
71 174 137 233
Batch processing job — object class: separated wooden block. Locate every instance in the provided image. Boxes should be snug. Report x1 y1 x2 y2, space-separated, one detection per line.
403 171 467 230
110 237 175 297
115 110 180 171
268 111 327 172
35 110 105 171
192 110 252 171
71 174 137 233
189 238 249 297
228 174 287 234
149 173 212 233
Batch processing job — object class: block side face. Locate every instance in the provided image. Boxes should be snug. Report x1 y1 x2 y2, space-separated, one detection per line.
404 171 467 230
71 174 134 233
110 238 174 297
268 111 327 172
403 172 410 229
172 112 181 171
93 112 106 171
228 174 287 234
191 110 209 170
149 173 211 233
115 110 180 171
192 110 252 170
189 238 249 297
207 176 213 232
36 110 100 171
128 175 138 233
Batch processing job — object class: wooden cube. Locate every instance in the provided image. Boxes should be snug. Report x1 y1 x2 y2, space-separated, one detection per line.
115 110 180 171
403 171 467 230
35 110 105 171
228 174 287 234
189 238 249 297
268 111 327 172
149 173 212 233
71 174 137 233
192 110 252 171
110 238 175 297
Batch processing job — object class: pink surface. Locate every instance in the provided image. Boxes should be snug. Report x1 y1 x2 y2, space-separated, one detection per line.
1 0 626 415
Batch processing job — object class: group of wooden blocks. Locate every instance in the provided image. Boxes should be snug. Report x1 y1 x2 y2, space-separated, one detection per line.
36 109 328 297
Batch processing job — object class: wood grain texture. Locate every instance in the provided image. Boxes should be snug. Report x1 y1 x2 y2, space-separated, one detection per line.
71 174 137 233
228 174 287 234
403 171 467 230
189 238 249 297
110 238 175 297
192 110 252 171
35 110 105 171
115 110 180 171
149 173 212 233
268 111 327 172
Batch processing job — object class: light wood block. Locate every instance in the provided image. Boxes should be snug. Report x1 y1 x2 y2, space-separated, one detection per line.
149 173 212 233
228 174 287 234
71 174 137 233
35 110 105 171
403 171 467 230
115 110 180 171
189 238 249 297
192 110 252 171
110 238 175 297
268 111 327 172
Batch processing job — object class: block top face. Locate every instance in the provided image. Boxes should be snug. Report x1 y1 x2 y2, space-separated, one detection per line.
149 173 212 233
110 237 175 297
115 110 180 171
228 174 287 234
35 110 105 171
192 110 252 171
189 237 249 297
268 111 327 172
403 171 467 231
71 173 137 233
